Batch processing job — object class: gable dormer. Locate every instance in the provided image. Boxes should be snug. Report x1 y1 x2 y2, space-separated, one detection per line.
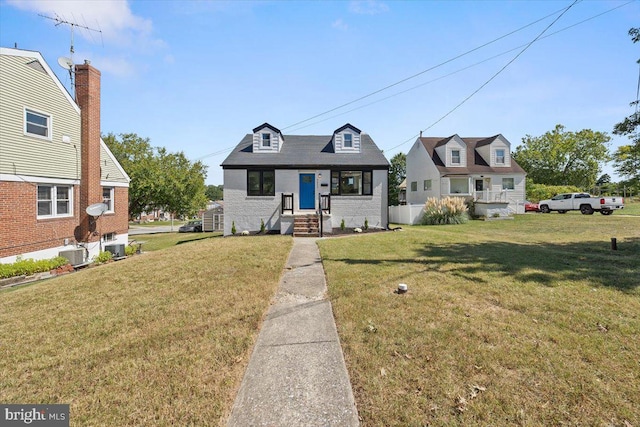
252 123 284 153
475 134 511 167
434 135 466 167
333 123 361 153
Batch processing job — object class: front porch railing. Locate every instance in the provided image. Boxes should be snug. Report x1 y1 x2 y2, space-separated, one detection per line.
474 190 507 202
281 193 294 214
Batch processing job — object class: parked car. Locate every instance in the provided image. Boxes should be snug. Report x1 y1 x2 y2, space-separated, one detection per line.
179 220 203 232
524 200 539 212
538 193 624 215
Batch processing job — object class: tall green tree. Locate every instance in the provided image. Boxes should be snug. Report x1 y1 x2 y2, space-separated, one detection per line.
513 124 610 189
612 27 640 189
103 133 208 219
388 152 406 206
205 184 224 201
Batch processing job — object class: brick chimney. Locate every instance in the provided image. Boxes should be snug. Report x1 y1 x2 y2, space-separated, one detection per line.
75 60 102 243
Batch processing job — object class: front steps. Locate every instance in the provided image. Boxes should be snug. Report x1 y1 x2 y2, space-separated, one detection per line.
293 215 319 237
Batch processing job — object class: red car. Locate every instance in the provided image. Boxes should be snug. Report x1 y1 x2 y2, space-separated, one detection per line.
524 200 540 212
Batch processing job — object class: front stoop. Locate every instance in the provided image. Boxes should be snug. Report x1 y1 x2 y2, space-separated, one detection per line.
293 214 319 237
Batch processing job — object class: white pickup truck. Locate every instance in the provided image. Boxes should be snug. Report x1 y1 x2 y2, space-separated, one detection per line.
538 193 624 215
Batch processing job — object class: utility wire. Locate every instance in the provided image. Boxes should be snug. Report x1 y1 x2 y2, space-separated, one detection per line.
383 0 581 153
287 0 632 133
195 0 628 161
280 5 571 131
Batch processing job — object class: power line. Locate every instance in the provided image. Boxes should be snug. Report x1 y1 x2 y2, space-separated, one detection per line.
280 5 571 131
383 0 581 153
288 0 632 133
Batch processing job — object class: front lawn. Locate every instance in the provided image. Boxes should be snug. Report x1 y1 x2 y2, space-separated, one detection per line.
319 213 640 426
0 235 292 426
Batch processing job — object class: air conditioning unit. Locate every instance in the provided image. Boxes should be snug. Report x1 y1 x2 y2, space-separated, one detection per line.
105 244 125 258
59 248 85 266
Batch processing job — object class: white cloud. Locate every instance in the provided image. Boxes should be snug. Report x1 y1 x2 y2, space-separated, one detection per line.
7 0 162 49
332 19 348 31
349 0 389 15
91 55 137 78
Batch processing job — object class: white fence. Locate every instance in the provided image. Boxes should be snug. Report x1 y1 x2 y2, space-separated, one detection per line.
389 204 424 225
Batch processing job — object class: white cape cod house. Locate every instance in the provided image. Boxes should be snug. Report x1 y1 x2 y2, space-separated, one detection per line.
221 123 389 236
396 134 526 223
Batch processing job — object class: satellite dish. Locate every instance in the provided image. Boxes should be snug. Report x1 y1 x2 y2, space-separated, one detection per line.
86 203 108 217
57 56 73 70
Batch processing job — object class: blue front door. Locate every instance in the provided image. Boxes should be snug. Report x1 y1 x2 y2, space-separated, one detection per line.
299 174 315 210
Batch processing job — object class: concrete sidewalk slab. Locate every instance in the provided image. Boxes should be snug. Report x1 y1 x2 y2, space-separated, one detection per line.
227 238 359 427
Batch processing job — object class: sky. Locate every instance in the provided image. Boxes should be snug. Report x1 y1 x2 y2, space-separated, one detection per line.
1 0 638 185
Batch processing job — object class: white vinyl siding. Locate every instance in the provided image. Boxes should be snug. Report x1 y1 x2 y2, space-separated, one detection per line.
0 53 81 179
252 127 281 152
335 131 360 152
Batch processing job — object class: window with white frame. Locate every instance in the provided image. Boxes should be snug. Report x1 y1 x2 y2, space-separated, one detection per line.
496 149 505 164
423 179 432 191
451 149 461 165
37 185 72 218
343 133 353 148
502 178 515 190
103 187 115 212
261 133 271 147
25 109 51 139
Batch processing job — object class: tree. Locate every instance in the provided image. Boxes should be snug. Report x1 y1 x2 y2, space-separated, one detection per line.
512 124 610 189
205 184 223 201
103 133 208 219
612 27 640 189
388 152 406 206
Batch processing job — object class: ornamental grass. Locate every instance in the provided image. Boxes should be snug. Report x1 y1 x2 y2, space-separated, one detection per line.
422 196 469 225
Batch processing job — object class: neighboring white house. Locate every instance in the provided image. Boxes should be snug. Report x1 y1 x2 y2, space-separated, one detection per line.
221 123 389 236
397 134 526 222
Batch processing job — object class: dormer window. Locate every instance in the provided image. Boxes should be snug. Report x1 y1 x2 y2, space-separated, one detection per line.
261 133 271 148
496 149 505 164
451 150 461 165
344 133 353 148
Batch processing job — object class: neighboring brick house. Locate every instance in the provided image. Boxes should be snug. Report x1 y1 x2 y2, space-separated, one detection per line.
221 123 389 236
0 47 130 264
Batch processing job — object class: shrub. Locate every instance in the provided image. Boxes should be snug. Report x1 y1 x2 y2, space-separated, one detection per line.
93 251 113 265
421 197 469 225
260 218 265 233
364 218 369 230
526 183 581 202
125 245 136 256
231 221 237 235
340 219 346 231
0 256 69 279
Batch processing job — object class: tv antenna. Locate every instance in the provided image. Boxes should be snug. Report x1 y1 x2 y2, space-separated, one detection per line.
39 13 102 96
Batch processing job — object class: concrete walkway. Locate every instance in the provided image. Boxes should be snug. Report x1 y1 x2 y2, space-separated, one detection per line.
227 238 359 426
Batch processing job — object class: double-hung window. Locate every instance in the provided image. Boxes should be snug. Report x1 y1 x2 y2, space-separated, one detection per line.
423 179 432 191
330 170 373 195
343 133 353 148
451 150 461 165
247 170 275 196
25 109 51 139
495 149 505 164
103 187 115 212
37 185 72 218
261 133 271 148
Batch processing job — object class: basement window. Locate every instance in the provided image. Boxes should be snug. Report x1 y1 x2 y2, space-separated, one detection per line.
25 108 52 140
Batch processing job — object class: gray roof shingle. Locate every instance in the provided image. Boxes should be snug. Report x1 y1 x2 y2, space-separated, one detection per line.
222 133 389 169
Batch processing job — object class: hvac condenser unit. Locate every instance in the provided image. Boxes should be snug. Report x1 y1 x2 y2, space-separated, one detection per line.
59 248 85 266
105 244 125 258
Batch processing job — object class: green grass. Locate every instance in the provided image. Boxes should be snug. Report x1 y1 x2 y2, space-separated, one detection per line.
131 232 222 252
129 220 187 228
319 213 640 426
622 199 640 215
0 235 292 426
